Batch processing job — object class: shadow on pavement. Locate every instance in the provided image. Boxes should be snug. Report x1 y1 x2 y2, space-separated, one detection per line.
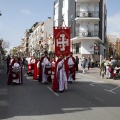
0 66 120 119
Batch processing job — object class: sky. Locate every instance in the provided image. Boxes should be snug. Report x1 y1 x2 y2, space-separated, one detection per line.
0 0 120 49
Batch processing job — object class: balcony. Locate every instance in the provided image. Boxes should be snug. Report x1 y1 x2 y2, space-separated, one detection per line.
71 30 101 44
76 11 99 22
76 30 99 37
75 0 100 2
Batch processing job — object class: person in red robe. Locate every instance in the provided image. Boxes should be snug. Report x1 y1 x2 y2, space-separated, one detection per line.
7 56 22 85
51 57 56 80
66 52 76 84
30 56 36 75
33 58 40 80
38 51 52 84
26 55 32 75
9 55 15 67
52 55 68 92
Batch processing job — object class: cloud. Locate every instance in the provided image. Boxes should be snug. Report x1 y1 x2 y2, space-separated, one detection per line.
20 9 32 15
107 14 120 37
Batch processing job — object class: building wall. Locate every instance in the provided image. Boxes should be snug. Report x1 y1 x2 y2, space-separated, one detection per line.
81 40 94 54
44 18 53 39
116 39 120 58
53 0 106 63
54 0 63 27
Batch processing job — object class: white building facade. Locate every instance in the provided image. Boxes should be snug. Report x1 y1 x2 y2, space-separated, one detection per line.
54 0 107 63
28 18 53 57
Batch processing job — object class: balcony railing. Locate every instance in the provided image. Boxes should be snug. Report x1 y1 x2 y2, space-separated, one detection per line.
76 11 99 18
75 30 99 37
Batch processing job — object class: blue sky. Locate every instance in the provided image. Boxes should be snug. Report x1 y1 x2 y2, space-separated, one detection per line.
0 0 120 49
107 0 120 37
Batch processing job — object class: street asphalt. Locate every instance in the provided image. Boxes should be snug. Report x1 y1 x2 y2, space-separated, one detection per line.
0 63 120 120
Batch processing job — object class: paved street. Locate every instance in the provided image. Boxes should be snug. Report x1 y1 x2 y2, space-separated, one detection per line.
0 65 120 120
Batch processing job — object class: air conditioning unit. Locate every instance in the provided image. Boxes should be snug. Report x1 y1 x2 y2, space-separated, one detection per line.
82 32 88 37
88 32 92 37
82 12 88 17
88 12 92 17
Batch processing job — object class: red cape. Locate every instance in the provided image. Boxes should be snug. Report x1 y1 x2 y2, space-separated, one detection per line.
52 58 68 91
7 61 23 85
33 60 39 80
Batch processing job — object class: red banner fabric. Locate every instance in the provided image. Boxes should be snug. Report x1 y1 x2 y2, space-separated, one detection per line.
54 27 70 57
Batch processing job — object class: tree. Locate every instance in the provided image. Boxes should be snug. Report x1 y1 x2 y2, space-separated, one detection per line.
12 48 18 54
3 49 8 55
2 41 10 50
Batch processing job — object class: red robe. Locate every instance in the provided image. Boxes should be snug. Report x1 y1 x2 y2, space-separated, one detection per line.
27 58 35 75
33 60 40 80
7 61 22 85
52 58 68 91
66 56 76 80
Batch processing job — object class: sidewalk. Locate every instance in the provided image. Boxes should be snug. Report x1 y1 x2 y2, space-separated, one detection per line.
76 67 120 86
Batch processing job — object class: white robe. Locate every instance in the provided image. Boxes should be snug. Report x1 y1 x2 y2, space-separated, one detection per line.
9 59 14 66
30 58 35 64
57 59 67 91
106 66 111 78
68 57 74 81
12 62 21 84
26 57 31 64
41 57 51 83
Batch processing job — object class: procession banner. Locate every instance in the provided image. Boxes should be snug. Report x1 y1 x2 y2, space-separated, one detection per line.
54 27 70 57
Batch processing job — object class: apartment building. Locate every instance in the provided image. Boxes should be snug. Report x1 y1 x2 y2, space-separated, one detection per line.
21 29 33 56
27 18 53 57
107 35 120 59
115 38 120 58
54 0 107 62
28 22 40 57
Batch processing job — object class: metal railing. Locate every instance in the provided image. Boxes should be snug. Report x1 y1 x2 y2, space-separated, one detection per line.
75 30 99 37
76 11 99 18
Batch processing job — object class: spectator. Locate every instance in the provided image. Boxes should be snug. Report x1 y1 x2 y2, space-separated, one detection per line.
81 57 86 73
22 57 26 69
87 56 91 70
91 58 94 68
75 56 79 71
106 63 111 79
5 55 11 74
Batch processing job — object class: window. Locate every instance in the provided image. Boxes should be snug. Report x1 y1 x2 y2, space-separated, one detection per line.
94 24 99 36
76 43 80 54
72 42 81 54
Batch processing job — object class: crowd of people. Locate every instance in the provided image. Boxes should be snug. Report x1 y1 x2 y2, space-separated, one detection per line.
100 57 120 79
6 51 76 93
5 52 120 93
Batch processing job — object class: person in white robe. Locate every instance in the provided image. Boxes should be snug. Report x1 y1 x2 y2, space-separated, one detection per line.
52 55 68 92
67 52 76 83
39 51 52 84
